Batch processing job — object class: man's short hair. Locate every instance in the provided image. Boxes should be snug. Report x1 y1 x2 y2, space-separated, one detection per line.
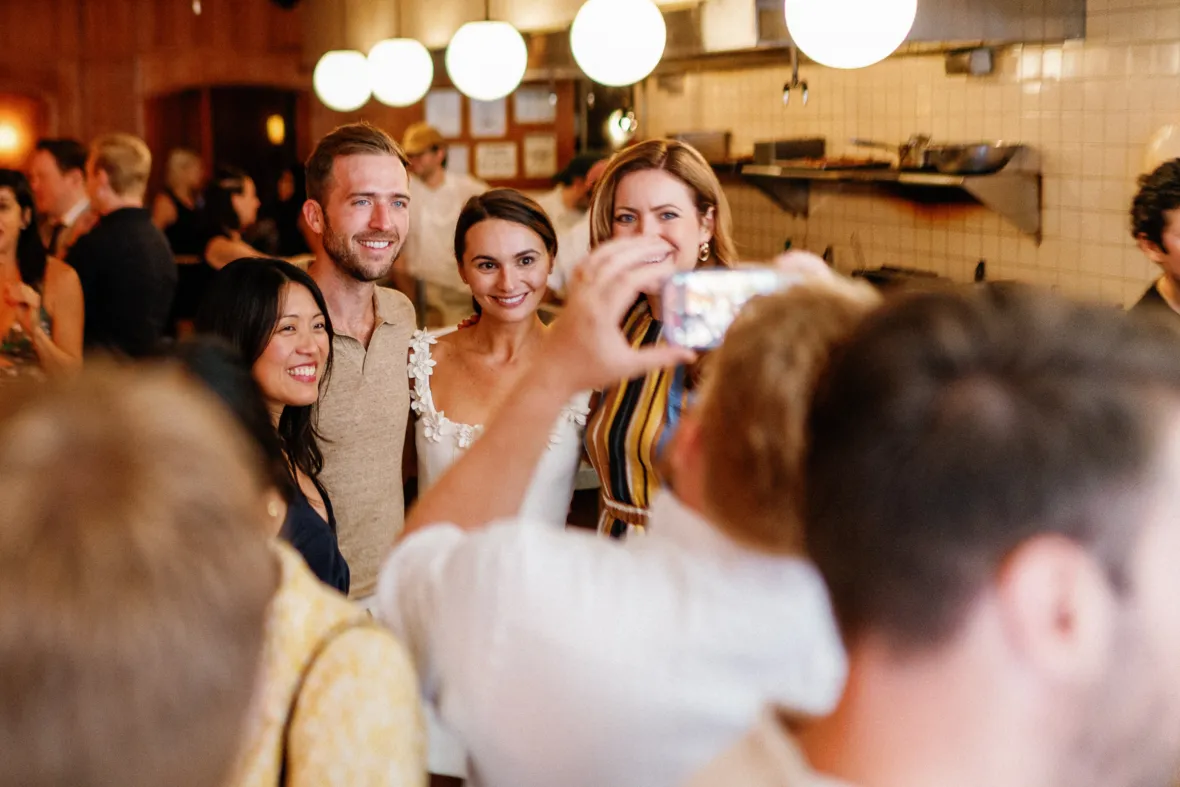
696 277 881 553
89 133 152 198
806 284 1180 649
305 122 406 205
34 138 88 176
1131 158 1180 252
0 365 278 787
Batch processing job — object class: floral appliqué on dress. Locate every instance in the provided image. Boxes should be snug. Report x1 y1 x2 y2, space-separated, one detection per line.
409 329 585 451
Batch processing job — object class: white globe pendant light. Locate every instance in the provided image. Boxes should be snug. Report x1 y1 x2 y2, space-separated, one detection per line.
314 50 372 111
570 0 667 87
368 38 434 107
784 0 917 70
446 20 528 102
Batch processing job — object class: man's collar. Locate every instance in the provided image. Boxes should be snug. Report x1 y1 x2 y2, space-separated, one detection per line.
61 197 90 227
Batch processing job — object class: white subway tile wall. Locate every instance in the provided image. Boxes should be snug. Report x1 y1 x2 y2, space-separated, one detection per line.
641 0 1178 305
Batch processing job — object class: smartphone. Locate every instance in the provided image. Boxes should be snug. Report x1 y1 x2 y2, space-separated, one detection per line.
662 267 798 349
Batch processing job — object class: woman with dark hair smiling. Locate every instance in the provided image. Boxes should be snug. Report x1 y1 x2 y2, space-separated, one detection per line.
409 189 590 527
195 257 348 593
0 169 83 378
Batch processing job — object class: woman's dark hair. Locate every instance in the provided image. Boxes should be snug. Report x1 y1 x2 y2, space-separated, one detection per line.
193 258 333 486
166 337 294 503
454 188 558 316
204 165 251 235
0 169 48 286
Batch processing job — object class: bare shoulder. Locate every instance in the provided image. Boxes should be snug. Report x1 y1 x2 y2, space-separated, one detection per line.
45 257 81 291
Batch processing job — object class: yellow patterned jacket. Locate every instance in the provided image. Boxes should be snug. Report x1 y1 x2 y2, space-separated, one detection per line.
229 543 426 787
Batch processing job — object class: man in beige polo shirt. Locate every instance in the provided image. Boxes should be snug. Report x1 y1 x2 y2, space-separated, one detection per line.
302 122 416 602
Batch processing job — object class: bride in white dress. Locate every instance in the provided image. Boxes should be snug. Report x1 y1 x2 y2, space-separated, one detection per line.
408 188 590 526
407 188 590 781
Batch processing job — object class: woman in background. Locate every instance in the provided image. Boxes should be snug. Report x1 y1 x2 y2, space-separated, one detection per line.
152 147 206 256
196 257 348 593
170 165 265 333
0 169 83 378
583 139 736 537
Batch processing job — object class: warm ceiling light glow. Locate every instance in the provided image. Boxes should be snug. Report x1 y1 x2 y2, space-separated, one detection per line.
0 124 20 153
266 114 286 146
368 38 435 107
784 0 917 69
1145 125 1180 173
571 0 667 87
445 21 528 102
313 50 372 112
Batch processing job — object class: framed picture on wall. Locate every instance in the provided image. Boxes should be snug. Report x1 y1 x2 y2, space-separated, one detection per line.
514 87 557 124
470 98 508 138
523 134 558 178
475 142 519 180
425 89 463 138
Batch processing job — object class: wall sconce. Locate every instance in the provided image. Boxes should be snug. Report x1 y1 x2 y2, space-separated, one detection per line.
0 124 19 153
266 114 286 146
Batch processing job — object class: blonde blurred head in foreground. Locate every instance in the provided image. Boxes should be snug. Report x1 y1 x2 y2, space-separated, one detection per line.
0 365 276 787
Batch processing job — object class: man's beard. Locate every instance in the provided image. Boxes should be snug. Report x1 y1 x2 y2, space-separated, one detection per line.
321 213 401 283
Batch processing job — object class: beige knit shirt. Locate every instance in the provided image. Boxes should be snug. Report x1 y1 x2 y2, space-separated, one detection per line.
316 286 416 598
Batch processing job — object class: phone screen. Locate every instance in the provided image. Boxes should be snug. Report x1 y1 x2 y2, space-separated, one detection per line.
662 268 797 349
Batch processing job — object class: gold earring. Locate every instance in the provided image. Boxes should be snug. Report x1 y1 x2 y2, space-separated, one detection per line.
698 242 710 262
267 500 280 519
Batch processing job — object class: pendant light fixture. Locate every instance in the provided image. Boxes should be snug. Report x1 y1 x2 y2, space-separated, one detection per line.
784 0 917 70
571 0 666 87
313 2 371 111
368 0 434 107
445 0 528 102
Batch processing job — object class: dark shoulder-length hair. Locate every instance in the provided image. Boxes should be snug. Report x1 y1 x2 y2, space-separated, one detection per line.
0 169 48 286
203 165 251 235
193 258 334 485
454 188 558 316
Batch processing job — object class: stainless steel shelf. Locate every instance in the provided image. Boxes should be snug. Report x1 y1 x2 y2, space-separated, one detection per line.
740 151 1043 242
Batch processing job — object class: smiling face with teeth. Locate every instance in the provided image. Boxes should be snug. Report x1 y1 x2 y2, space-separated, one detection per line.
308 154 410 283
459 217 553 324
251 282 331 415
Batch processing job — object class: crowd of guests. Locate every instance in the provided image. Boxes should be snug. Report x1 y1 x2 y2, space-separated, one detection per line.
5 117 1180 787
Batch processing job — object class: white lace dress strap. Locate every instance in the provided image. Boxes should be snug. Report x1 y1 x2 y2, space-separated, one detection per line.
409 329 483 448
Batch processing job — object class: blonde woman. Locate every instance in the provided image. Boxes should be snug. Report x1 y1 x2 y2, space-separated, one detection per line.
583 139 736 537
152 147 205 256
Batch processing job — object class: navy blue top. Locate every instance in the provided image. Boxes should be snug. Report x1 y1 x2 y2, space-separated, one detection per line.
280 476 350 595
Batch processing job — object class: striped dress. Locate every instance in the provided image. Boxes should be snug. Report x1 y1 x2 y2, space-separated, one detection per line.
585 298 690 538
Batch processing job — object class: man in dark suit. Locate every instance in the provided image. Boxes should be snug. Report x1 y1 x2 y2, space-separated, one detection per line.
67 133 177 357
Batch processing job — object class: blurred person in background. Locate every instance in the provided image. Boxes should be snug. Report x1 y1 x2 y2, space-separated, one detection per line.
272 164 312 257
694 285 1180 787
1130 158 1180 318
0 363 276 787
170 165 264 335
67 133 176 357
0 169 83 378
167 338 426 787
378 244 859 787
583 138 736 537
195 258 349 593
534 153 608 301
401 122 486 327
302 122 417 605
152 147 206 257
27 137 94 257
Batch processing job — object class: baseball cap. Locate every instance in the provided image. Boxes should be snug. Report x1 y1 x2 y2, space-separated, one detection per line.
553 152 608 185
402 123 445 157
